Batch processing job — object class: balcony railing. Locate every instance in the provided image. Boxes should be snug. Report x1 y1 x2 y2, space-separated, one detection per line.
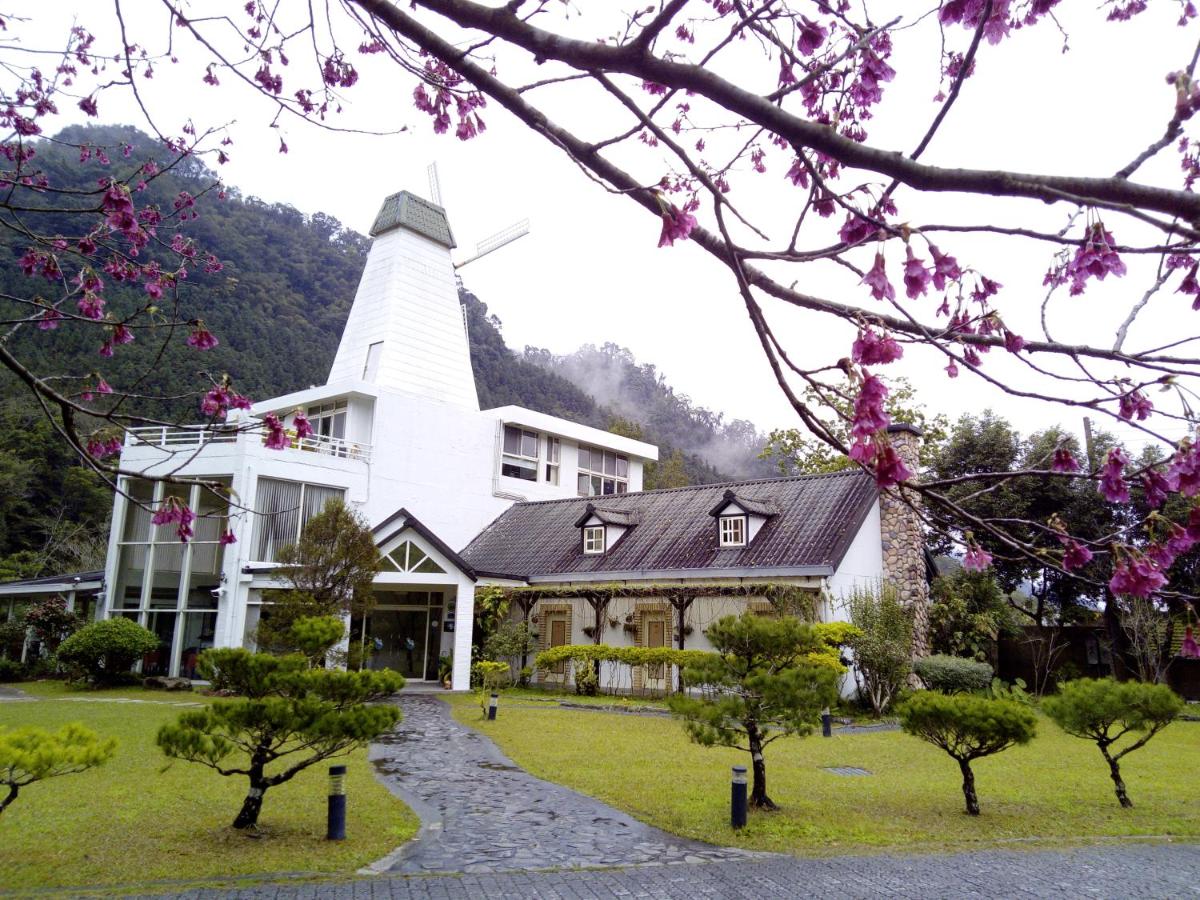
127 426 371 464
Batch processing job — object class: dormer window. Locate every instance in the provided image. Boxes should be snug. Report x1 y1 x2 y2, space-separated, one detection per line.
583 525 606 554
719 515 747 547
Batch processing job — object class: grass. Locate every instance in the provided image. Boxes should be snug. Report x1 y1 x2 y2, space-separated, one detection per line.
448 693 1200 855
0 680 418 892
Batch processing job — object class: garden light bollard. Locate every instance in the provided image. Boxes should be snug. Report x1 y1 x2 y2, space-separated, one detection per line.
731 765 747 830
821 706 832 738
327 765 347 841
488 692 498 720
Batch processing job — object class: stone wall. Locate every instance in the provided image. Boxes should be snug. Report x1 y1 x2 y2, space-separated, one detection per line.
879 423 929 659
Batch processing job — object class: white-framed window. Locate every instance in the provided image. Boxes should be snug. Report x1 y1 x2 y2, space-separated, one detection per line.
502 425 539 482
362 341 383 380
307 399 348 442
545 437 561 485
577 445 629 496
719 515 747 547
583 525 606 555
251 478 346 562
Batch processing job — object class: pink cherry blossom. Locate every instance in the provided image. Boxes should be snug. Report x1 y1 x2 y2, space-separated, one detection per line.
929 244 961 290
852 326 903 365
263 413 290 450
963 544 993 572
293 411 314 440
1108 551 1167 598
850 372 891 439
1098 447 1130 502
657 204 697 247
1165 440 1200 496
186 324 219 350
872 442 912 487
1141 470 1171 508
860 252 895 301
1050 447 1080 473
1118 389 1153 421
219 530 237 545
902 246 931 299
1059 537 1093 572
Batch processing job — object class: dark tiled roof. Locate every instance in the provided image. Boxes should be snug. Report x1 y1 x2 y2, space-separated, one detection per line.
0 569 103 590
573 504 640 528
460 470 878 580
708 489 778 518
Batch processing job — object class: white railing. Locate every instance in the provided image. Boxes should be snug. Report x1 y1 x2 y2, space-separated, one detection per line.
128 426 239 448
290 432 373 464
128 425 371 464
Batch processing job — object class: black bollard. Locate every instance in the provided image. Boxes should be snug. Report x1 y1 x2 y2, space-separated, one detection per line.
487 692 498 720
327 765 347 840
731 765 747 829
821 706 832 738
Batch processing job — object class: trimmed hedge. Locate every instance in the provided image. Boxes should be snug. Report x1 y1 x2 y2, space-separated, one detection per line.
535 644 712 670
914 654 993 693
57 618 159 685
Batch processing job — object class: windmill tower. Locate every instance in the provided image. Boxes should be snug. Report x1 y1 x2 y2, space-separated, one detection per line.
325 165 531 410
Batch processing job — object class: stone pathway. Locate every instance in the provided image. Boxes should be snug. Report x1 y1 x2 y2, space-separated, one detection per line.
366 695 764 875
130 843 1200 898
0 684 32 701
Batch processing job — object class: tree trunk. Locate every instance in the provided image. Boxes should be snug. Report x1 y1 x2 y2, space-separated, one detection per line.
958 758 980 816
1103 594 1131 681
233 767 268 829
746 724 777 810
0 782 17 814
672 596 693 693
1101 745 1133 808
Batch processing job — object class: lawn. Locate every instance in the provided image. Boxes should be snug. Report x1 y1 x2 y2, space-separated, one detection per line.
448 693 1200 855
0 680 418 892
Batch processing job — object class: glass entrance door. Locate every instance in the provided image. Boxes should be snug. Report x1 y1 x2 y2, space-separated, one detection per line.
368 608 429 679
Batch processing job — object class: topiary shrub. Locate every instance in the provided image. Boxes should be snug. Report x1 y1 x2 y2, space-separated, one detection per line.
57 618 159 685
1043 678 1183 808
914 654 993 694
898 691 1037 815
0 658 24 683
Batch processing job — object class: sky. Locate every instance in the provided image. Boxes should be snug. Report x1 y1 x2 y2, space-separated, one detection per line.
14 1 1200 455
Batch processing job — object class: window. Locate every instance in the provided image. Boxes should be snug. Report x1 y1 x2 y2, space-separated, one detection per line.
577 445 629 496
251 478 345 562
502 425 539 482
583 525 606 554
719 515 747 547
545 437 560 485
379 540 446 574
362 342 383 380
307 399 347 442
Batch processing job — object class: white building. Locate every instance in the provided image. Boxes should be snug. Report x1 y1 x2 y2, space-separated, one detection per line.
1 190 927 692
94 190 656 690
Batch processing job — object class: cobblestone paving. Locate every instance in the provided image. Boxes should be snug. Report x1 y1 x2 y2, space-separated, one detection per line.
133 843 1200 899
366 695 763 876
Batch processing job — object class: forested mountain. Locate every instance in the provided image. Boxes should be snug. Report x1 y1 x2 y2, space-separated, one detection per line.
0 126 769 579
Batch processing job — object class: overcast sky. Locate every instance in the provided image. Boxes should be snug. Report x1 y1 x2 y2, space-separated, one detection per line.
19 1 1200 454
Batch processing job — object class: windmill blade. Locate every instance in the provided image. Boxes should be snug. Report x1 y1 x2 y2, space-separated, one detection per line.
427 162 443 207
455 218 531 269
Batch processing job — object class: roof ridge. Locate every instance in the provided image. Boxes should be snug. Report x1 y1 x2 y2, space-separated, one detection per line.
508 468 871 508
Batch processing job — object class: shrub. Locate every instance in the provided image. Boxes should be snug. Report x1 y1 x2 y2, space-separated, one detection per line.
157 648 402 829
669 614 839 810
0 658 24 683
288 615 344 665
845 582 912 715
914 654 993 694
0 723 117 814
898 691 1037 815
57 618 159 685
23 596 81 653
929 570 1015 663
1042 678 1183 808
0 620 26 660
472 660 510 715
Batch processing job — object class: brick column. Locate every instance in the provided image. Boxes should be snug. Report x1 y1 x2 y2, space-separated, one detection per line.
879 423 929 660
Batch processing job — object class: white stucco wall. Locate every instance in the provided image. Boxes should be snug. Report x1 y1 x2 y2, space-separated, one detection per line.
824 499 884 621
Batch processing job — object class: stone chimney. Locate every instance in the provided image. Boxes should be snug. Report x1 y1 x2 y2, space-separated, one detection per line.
879 423 929 660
